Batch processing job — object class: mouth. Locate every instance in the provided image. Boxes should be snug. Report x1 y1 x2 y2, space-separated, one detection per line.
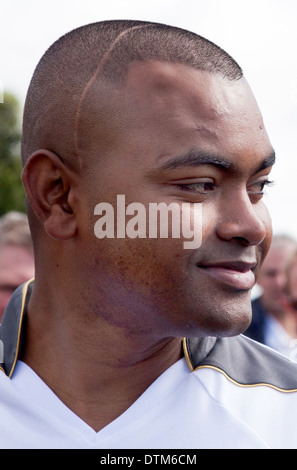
196 260 257 290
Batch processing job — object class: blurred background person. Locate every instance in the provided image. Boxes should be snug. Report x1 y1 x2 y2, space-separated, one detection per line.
282 251 297 361
286 251 297 310
0 211 34 321
245 234 297 358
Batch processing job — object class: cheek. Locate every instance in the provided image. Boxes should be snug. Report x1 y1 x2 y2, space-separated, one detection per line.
289 268 297 298
97 236 187 283
91 197 198 284
89 237 192 327
197 203 217 244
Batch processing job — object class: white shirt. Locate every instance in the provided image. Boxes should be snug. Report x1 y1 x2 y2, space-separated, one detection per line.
1 356 297 449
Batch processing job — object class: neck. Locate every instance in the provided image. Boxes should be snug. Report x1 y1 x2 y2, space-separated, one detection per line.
21 280 183 432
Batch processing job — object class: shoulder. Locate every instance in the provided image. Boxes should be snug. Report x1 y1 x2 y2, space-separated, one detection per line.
184 334 297 391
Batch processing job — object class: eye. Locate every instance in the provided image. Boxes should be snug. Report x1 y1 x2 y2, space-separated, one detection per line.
248 179 274 194
247 178 274 202
176 180 216 193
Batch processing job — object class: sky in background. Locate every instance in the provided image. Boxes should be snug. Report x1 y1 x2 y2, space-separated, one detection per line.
1 0 297 239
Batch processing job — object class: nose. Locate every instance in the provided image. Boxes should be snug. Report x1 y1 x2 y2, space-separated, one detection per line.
216 190 269 247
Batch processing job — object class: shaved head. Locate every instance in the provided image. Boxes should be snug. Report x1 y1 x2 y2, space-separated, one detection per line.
21 20 242 171
19 19 274 347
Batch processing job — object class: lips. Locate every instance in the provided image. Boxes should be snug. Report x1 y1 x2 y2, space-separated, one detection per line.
196 260 257 290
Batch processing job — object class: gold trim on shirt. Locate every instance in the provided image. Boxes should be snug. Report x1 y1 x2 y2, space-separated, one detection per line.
182 337 297 393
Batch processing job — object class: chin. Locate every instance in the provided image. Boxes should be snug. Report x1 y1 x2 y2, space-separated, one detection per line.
216 305 253 338
180 292 253 339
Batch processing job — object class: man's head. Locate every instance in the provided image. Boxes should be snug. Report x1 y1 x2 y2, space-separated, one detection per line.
21 20 243 169
0 212 34 320
21 20 275 339
256 235 297 316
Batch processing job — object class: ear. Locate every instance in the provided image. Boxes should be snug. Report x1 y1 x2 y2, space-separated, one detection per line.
22 150 78 241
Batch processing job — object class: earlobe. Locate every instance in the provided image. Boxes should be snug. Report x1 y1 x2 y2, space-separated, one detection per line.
44 203 77 241
22 150 78 241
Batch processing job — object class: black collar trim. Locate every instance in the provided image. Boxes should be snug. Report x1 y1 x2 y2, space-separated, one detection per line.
0 280 33 377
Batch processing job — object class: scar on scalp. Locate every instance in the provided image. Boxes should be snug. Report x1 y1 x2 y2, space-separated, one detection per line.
73 25 150 169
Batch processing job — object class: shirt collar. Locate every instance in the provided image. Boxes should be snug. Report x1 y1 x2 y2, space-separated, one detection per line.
0 279 33 377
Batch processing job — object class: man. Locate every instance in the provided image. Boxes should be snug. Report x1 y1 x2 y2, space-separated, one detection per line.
245 235 297 357
287 251 297 307
0 211 34 321
282 250 297 361
1 20 297 449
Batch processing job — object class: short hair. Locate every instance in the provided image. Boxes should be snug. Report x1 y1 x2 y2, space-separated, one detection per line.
21 20 243 170
0 211 33 251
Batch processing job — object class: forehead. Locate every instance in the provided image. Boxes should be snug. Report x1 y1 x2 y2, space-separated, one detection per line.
0 245 33 265
83 60 274 178
262 246 296 271
118 61 272 156
124 60 237 110
0 245 34 280
123 61 258 122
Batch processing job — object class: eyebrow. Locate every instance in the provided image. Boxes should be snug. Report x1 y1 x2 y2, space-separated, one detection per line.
254 152 276 173
159 150 276 173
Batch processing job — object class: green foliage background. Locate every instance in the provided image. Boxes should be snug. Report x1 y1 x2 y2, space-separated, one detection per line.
0 92 26 215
